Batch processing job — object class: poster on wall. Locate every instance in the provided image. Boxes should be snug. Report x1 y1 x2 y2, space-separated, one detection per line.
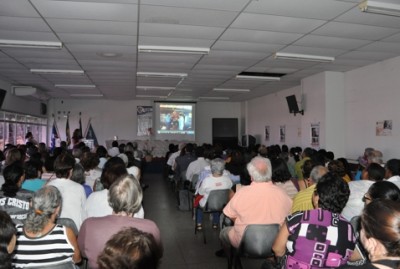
280 125 285 143
265 126 270 141
376 120 392 136
137 106 153 136
311 123 320 146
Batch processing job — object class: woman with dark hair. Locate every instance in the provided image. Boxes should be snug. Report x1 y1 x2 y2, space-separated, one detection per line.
384 158 400 188
80 151 101 190
0 162 33 224
341 200 400 269
271 158 298 199
337 158 353 181
272 172 356 268
363 181 400 204
97 227 162 269
85 157 144 219
13 186 81 268
0 211 16 269
21 160 46 192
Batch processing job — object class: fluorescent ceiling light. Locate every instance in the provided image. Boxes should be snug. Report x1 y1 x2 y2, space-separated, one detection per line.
56 84 95 88
359 0 400 16
138 45 209 55
213 88 250 92
0 39 62 49
70 94 103 97
235 75 280 81
136 86 175 91
198 96 230 100
136 72 187 78
31 69 84 75
136 95 167 99
274 52 335 63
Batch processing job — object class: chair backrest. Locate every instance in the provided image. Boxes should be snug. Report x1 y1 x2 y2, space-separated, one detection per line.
56 218 79 237
191 174 199 190
204 189 230 212
238 224 280 258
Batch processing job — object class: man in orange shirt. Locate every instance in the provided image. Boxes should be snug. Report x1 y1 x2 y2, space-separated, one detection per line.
218 156 292 255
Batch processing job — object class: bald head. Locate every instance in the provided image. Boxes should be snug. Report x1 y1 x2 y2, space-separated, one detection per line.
247 156 272 182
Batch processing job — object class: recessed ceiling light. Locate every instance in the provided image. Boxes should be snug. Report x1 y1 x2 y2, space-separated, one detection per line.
136 86 175 91
0 40 62 49
31 69 84 75
138 45 209 55
274 52 335 63
136 72 187 78
236 75 280 81
70 94 103 97
213 88 250 92
55 84 96 88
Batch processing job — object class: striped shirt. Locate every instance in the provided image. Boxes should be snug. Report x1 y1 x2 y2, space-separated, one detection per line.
13 224 74 268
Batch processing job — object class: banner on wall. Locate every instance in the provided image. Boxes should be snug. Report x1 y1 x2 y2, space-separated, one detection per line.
311 123 320 146
137 106 153 136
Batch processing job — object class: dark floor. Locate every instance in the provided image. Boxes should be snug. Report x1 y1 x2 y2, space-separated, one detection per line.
141 170 261 269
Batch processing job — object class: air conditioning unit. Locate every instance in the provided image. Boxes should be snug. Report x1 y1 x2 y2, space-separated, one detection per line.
12 86 49 100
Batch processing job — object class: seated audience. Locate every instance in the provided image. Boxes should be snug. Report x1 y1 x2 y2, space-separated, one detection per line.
96 146 108 169
0 162 33 224
78 175 163 269
21 160 46 192
80 151 101 190
291 165 328 213
297 159 315 191
342 163 385 221
84 157 144 219
340 200 400 269
271 158 298 199
294 148 313 180
364 181 400 204
218 156 292 256
174 143 196 182
273 172 356 268
328 159 351 183
0 210 17 269
13 186 81 268
195 158 232 230
47 153 86 229
107 141 120 157
97 227 162 269
384 158 400 188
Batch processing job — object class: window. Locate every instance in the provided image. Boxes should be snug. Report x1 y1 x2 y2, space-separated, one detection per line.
0 111 47 150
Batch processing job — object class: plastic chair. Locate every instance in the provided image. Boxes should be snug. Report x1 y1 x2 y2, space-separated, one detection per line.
229 224 280 269
194 189 230 244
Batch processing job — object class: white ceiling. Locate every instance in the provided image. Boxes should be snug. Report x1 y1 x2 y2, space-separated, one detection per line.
0 0 400 102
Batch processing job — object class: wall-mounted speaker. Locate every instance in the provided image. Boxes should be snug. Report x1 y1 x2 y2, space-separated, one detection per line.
41 103 47 115
286 95 304 116
0 89 6 109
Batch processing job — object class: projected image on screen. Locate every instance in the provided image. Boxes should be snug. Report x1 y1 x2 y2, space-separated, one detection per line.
159 104 194 134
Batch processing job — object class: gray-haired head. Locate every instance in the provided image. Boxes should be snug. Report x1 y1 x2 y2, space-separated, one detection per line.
210 158 225 176
24 186 62 233
108 175 143 215
368 150 383 164
247 156 272 182
124 144 134 153
310 165 328 184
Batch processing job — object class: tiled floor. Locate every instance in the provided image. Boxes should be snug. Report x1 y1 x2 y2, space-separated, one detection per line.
141 170 261 269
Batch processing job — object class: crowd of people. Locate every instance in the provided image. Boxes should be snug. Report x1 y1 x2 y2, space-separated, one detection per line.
0 137 162 269
0 135 399 269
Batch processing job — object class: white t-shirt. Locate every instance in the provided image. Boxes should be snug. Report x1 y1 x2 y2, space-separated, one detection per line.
342 180 374 221
47 178 86 230
387 175 400 189
186 157 209 182
198 174 233 208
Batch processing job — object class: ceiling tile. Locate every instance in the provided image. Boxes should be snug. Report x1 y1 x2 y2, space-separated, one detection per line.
32 0 138 21
140 23 224 40
0 16 51 32
47 19 137 35
293 35 372 50
59 33 137 46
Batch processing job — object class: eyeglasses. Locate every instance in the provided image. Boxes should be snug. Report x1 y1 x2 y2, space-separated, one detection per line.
362 194 371 202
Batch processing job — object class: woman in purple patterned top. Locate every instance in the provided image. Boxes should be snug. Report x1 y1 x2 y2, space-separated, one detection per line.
273 172 356 268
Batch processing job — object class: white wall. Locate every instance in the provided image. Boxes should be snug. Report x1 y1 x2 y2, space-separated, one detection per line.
48 99 241 146
345 56 400 161
246 87 302 147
